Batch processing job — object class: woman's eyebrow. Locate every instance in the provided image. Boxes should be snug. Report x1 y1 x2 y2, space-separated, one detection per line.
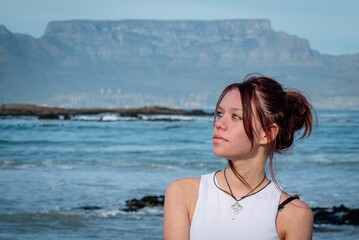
218 106 242 112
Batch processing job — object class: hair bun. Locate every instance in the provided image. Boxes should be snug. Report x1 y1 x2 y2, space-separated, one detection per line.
285 91 314 139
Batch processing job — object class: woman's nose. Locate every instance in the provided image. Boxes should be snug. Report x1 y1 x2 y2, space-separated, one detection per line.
215 117 227 130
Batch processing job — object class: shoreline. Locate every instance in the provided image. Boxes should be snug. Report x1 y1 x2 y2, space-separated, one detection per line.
0 103 212 118
73 194 359 227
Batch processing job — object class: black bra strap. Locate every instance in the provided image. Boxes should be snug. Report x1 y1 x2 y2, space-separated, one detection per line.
278 195 300 212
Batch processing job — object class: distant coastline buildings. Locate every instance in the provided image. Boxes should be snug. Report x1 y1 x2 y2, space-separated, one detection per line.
49 90 212 109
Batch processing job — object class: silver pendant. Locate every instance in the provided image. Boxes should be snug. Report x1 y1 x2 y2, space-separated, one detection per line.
231 202 243 214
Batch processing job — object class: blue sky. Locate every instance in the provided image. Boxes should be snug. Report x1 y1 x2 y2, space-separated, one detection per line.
0 0 358 55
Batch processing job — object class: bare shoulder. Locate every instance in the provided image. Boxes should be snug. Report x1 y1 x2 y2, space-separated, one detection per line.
277 193 313 240
165 177 201 218
165 177 200 201
163 177 200 240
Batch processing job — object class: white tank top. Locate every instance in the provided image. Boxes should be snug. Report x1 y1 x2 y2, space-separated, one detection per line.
190 172 281 240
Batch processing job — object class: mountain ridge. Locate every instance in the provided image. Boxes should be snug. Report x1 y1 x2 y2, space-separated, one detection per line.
1 19 358 109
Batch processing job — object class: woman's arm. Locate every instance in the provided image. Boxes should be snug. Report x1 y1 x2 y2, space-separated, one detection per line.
277 196 313 240
163 178 199 240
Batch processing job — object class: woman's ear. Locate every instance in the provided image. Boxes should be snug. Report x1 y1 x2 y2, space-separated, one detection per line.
260 123 279 145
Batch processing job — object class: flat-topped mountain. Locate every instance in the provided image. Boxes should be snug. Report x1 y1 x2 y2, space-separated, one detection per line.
1 20 358 109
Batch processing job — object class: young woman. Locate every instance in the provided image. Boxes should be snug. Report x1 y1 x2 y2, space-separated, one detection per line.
164 75 315 240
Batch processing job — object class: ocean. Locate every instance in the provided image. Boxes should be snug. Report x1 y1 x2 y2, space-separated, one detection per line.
0 109 358 239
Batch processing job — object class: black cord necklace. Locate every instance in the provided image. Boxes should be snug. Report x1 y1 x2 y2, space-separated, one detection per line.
213 169 270 214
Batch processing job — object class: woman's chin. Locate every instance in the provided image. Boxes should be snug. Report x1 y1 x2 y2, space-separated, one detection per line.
213 150 229 159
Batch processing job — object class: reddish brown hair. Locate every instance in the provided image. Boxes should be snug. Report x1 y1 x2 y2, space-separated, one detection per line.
214 74 315 188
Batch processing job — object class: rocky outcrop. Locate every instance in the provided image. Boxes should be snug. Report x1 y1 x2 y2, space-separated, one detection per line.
0 103 211 118
73 195 359 227
312 205 359 226
122 195 359 226
123 195 165 212
73 194 359 226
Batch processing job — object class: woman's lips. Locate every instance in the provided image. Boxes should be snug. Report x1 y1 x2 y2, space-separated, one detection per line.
213 134 228 143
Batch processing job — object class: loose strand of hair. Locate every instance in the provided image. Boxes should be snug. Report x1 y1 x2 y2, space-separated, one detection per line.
228 160 251 189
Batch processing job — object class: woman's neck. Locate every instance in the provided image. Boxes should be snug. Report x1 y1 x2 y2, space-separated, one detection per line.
223 153 267 196
228 163 265 187
230 150 266 180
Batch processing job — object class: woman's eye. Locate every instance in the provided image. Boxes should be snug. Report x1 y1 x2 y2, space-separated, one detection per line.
232 114 242 120
216 111 223 118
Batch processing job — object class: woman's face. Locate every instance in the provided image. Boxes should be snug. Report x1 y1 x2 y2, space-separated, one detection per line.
212 88 263 161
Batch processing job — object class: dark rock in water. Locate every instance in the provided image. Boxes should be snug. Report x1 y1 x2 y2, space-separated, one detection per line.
143 117 189 122
73 206 103 211
312 204 359 226
38 114 60 120
124 199 146 212
123 195 359 226
123 195 164 212
0 104 212 118
71 194 359 227
183 109 212 116
63 114 71 120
